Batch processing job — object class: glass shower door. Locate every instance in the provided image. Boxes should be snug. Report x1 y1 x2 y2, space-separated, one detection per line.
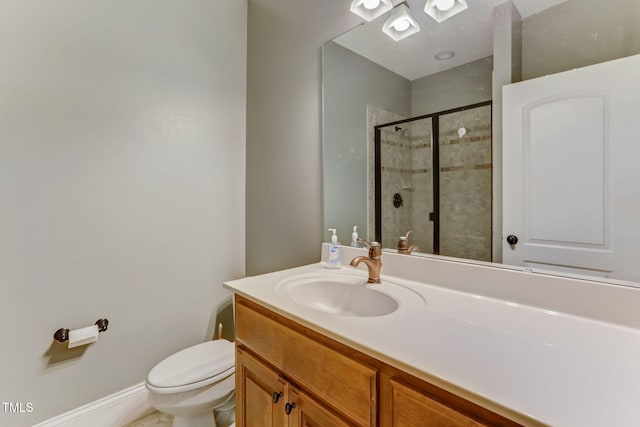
378 118 433 253
376 102 492 262
438 105 492 261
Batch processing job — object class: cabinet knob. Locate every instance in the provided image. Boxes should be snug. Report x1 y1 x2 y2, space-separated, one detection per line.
285 402 296 415
272 391 282 404
506 234 518 247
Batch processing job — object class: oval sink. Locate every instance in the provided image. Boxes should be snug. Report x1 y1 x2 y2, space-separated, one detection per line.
276 272 425 317
288 280 398 317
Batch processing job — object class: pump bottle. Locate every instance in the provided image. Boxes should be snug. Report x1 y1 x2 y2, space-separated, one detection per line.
351 226 359 247
327 228 341 269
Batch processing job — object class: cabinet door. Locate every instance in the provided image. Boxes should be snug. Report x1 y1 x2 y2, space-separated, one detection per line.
236 299 377 426
389 379 490 427
237 347 287 427
287 386 353 427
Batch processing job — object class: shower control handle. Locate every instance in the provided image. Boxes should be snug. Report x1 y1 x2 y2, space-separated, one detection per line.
393 193 403 208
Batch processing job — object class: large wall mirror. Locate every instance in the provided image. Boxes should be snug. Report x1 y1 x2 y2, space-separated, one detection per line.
322 0 640 286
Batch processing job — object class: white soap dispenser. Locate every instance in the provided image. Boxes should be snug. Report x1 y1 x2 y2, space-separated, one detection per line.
351 226 359 247
327 228 342 269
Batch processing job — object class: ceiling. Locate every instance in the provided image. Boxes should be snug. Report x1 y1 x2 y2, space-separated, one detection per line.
334 0 568 80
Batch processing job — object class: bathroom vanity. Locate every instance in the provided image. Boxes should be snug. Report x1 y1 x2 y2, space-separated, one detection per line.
224 244 640 426
233 295 518 426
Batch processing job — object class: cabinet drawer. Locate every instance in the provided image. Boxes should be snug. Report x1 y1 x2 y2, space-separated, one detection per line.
236 299 377 426
387 378 520 427
390 379 485 426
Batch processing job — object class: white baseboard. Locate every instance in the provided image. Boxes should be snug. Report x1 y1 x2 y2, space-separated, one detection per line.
33 382 152 427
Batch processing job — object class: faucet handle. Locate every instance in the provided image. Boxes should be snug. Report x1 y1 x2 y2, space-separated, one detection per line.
368 241 382 259
356 238 381 258
357 238 380 247
398 231 418 254
357 237 370 247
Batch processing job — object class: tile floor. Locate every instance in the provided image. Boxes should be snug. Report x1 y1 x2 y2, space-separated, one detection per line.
125 405 235 426
124 410 172 427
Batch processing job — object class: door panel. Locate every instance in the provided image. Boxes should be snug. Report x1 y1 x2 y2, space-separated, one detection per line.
237 347 287 427
288 387 353 427
526 96 606 245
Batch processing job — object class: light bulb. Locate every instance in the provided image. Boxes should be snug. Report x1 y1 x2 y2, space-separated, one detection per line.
436 0 455 11
393 17 410 32
363 0 381 10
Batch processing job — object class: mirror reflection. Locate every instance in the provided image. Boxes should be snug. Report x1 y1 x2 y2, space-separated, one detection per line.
322 0 640 285
375 102 492 261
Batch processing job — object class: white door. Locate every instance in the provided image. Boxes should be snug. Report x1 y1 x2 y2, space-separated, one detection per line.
503 54 640 283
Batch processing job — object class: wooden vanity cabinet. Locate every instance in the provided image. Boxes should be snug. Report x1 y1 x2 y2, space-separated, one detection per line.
235 296 376 426
234 296 522 427
236 346 351 427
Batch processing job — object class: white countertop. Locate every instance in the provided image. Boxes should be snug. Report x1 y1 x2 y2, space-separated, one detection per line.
224 249 640 427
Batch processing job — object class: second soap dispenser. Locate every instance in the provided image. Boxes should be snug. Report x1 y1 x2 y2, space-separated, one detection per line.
351 226 359 247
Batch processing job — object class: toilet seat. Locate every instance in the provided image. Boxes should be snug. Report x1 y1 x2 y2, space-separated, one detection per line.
146 339 235 394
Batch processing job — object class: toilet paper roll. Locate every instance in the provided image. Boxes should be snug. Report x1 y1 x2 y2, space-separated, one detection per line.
68 324 99 349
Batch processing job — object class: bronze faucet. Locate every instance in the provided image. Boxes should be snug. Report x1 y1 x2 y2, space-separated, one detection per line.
349 239 382 283
397 231 419 255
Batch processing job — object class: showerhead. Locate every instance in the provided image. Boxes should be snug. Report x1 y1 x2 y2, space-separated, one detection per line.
394 125 410 137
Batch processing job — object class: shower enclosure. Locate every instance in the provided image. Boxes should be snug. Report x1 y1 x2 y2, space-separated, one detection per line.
375 101 492 262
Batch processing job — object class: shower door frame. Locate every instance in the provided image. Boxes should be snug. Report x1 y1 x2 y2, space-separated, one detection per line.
374 100 493 256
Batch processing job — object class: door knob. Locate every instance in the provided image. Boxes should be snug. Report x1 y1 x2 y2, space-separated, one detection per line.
285 402 296 415
506 234 518 247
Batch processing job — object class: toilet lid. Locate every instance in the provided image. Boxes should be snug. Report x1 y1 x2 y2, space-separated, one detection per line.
147 339 235 388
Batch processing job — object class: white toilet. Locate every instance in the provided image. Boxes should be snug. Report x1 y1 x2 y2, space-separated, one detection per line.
145 339 236 427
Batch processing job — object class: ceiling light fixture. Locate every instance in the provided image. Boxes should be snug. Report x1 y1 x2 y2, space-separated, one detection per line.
383 3 420 42
435 0 455 11
350 0 393 22
434 50 455 60
424 0 468 23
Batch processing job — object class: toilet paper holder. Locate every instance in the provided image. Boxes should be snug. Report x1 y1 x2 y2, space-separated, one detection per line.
54 318 109 343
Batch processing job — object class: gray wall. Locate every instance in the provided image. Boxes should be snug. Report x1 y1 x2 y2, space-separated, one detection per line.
411 57 493 116
246 0 360 275
522 0 640 80
492 1 522 263
0 1 247 424
323 41 410 244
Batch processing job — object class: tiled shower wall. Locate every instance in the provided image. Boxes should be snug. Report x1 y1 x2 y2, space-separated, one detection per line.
380 126 413 248
367 106 406 243
407 119 433 254
377 104 492 262
379 118 433 252
439 106 492 261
